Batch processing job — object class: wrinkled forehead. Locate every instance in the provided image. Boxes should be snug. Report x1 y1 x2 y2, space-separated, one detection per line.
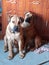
11 15 19 22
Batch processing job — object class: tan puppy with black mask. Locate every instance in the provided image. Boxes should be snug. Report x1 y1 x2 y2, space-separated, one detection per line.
4 15 25 59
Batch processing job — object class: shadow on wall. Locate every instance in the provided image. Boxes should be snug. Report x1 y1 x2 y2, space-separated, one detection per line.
30 11 49 40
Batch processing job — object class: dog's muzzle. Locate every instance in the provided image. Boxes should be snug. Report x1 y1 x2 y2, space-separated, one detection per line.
25 17 31 23
21 21 30 28
21 17 32 28
10 26 19 33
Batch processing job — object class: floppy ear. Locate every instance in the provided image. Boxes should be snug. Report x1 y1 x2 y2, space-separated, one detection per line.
24 11 32 15
19 17 24 23
24 11 33 15
9 15 13 19
6 12 14 22
7 14 13 23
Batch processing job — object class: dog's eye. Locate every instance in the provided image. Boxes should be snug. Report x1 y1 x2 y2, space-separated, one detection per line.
12 21 15 23
27 14 29 17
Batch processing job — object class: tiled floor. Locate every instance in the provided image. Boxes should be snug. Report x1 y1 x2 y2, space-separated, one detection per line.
0 40 49 65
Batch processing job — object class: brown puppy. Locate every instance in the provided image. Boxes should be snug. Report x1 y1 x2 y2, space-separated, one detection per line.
21 11 42 51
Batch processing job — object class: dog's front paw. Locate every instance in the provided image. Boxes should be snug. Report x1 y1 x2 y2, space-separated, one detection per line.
4 46 8 52
19 52 25 59
8 55 13 60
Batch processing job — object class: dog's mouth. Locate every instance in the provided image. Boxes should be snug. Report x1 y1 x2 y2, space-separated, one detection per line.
21 21 30 28
21 17 32 28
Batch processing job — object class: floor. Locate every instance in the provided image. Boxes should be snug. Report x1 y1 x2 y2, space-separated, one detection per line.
0 40 49 65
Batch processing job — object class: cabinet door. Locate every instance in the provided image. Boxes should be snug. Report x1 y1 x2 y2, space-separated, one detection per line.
2 0 18 36
25 0 30 11
29 0 47 19
18 0 26 17
6 0 18 14
2 0 7 36
29 0 43 14
6 0 26 17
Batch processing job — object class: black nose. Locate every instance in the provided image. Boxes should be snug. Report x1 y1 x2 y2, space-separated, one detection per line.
25 17 31 23
13 26 19 32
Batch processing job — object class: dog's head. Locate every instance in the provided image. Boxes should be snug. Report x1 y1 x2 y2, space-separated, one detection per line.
21 12 33 28
9 15 24 33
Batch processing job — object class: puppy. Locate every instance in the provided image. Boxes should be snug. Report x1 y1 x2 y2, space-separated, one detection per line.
21 11 42 51
4 15 25 59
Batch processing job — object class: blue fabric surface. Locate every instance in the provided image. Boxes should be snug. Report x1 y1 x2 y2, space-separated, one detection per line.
0 8 2 13
0 40 49 65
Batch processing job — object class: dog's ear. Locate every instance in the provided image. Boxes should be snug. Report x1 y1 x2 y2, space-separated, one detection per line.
24 11 33 17
8 14 13 20
6 12 14 22
7 14 14 22
9 15 13 19
24 11 29 15
19 17 24 23
24 11 32 15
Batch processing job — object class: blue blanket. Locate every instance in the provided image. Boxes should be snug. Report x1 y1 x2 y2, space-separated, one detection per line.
0 8 2 13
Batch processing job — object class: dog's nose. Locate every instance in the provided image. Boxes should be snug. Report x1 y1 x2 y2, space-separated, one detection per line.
25 17 31 23
13 26 19 33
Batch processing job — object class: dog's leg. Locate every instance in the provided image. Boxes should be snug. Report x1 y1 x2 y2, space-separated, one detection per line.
4 36 8 52
18 40 24 58
8 40 13 60
14 40 19 53
35 36 41 49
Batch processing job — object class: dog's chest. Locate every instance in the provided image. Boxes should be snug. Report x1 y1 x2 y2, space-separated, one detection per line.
14 32 20 41
24 25 36 38
7 32 20 41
